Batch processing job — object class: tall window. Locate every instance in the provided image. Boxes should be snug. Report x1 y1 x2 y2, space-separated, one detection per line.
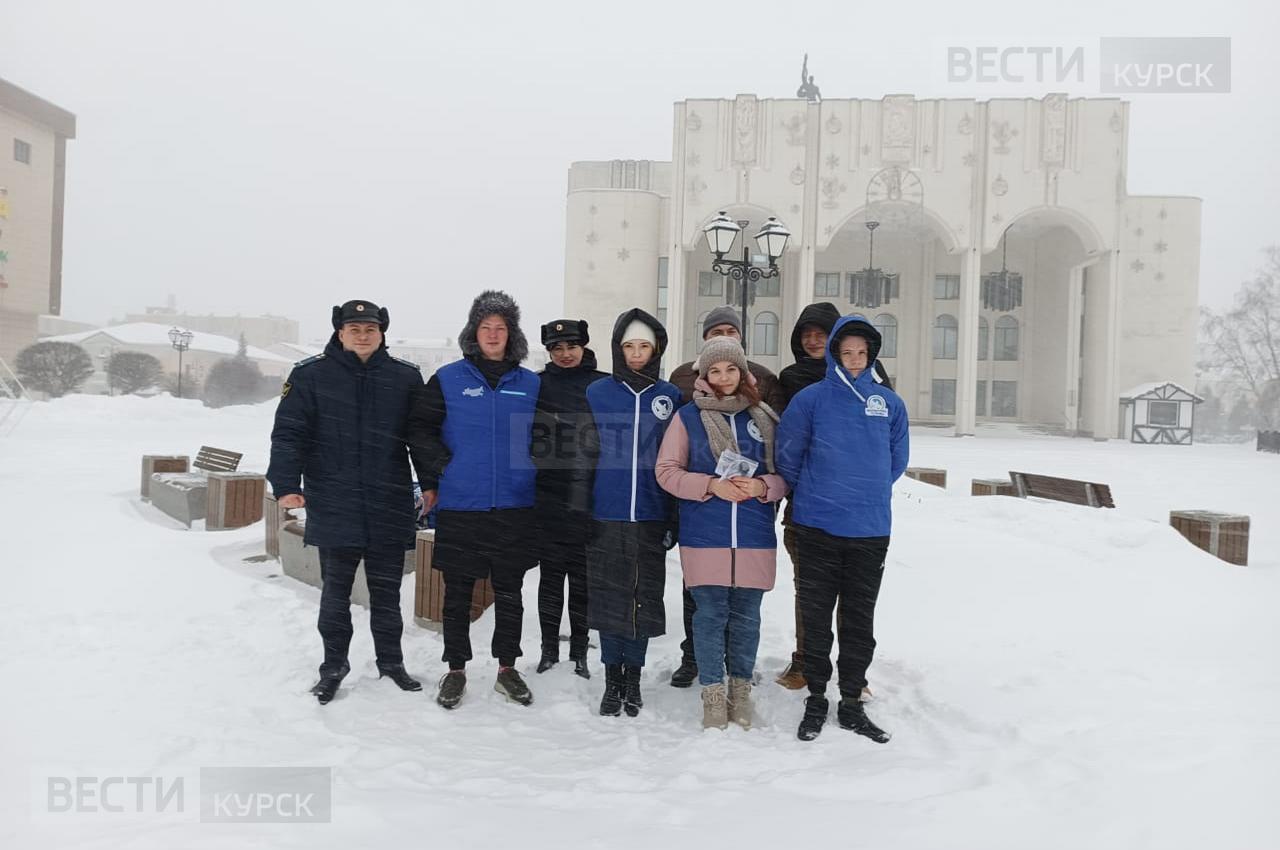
992 380 1018 416
934 274 960 300
753 311 779 356
978 316 989 361
873 314 898 358
931 379 957 415
693 311 710 350
994 316 1020 361
656 258 669 326
933 314 958 359
698 271 724 298
814 272 841 297
976 380 988 416
13 138 31 164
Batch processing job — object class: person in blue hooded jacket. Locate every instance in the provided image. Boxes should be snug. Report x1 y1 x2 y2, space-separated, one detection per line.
583 308 680 718
408 290 541 710
776 314 909 743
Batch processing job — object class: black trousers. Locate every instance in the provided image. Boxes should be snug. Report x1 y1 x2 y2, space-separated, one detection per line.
538 557 589 659
442 567 526 669
795 527 890 698
318 546 407 676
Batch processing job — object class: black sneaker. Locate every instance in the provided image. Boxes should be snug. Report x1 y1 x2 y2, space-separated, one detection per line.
436 670 466 710
670 658 698 688
495 667 534 706
377 663 423 692
837 698 891 743
797 695 829 742
572 657 591 680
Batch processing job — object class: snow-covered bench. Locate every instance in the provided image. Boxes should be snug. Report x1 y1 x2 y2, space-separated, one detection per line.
906 467 947 488
278 520 414 607
1009 471 1115 509
147 446 246 527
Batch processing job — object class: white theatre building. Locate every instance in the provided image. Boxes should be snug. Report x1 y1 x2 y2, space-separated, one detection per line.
562 93 1201 438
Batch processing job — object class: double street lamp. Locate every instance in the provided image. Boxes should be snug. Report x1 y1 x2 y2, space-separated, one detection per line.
168 327 193 398
701 211 791 352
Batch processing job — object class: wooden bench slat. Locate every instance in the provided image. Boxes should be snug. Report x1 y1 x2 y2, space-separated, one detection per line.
1010 471 1115 509
194 445 243 473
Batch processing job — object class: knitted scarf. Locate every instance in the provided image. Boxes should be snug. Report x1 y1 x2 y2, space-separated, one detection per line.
692 381 779 474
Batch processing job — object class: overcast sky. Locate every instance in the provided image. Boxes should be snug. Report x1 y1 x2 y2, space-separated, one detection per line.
2 0 1274 343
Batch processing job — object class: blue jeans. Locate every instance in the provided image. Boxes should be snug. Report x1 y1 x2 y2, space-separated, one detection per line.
688 586 764 686
599 632 649 667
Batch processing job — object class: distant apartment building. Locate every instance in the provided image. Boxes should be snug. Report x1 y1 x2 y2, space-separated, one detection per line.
0 78 75 366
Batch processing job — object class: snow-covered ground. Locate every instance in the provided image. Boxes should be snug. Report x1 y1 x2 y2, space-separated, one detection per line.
2 395 1277 849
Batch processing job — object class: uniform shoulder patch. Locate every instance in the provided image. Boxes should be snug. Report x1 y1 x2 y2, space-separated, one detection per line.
293 353 326 367
390 355 421 370
280 381 292 398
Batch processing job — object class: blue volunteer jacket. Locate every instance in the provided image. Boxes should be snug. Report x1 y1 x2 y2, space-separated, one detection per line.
587 376 681 522
434 358 540 511
775 315 910 538
675 403 778 550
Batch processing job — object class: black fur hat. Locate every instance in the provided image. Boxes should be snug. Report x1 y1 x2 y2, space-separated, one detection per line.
459 289 529 364
541 318 589 348
331 300 390 332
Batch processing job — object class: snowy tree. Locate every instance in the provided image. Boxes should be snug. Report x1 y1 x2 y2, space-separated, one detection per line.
106 351 163 395
1201 246 1280 430
202 335 269 407
15 341 94 398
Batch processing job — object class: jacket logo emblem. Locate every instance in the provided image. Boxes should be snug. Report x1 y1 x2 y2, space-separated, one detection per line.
462 386 485 398
746 420 764 442
866 395 889 417
651 395 674 421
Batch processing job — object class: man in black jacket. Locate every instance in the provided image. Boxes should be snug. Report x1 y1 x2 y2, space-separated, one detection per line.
532 319 607 678
267 300 431 705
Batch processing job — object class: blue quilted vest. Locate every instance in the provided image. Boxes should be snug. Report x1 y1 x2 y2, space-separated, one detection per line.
675 403 778 550
435 358 540 511
586 377 680 522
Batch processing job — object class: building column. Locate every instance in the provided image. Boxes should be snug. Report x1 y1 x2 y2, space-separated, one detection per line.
1063 256 1099 433
666 104 690 365
1092 250 1122 440
955 246 982 435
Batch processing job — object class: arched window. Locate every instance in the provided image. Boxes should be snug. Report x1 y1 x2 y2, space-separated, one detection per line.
753 311 779 356
933 314 958 360
994 316 1019 361
873 314 898 358
978 316 989 361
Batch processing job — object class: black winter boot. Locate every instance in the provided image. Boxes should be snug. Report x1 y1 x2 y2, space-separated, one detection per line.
377 663 422 692
797 694 829 742
623 665 644 717
599 664 624 716
837 698 891 743
572 658 591 680
670 657 698 688
536 646 559 674
310 663 350 705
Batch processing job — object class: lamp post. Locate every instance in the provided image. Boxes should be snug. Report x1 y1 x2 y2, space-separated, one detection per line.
701 212 790 352
168 327 193 398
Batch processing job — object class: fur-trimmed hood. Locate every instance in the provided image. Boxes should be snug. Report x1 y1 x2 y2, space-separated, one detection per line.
459 289 529 364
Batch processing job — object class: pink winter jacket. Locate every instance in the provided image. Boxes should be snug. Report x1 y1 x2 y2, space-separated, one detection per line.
655 412 788 590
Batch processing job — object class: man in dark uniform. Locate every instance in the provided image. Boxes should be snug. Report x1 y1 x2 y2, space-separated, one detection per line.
267 300 431 705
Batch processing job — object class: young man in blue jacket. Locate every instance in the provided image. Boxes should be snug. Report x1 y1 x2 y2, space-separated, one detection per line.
409 290 541 710
776 314 909 742
267 300 430 705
